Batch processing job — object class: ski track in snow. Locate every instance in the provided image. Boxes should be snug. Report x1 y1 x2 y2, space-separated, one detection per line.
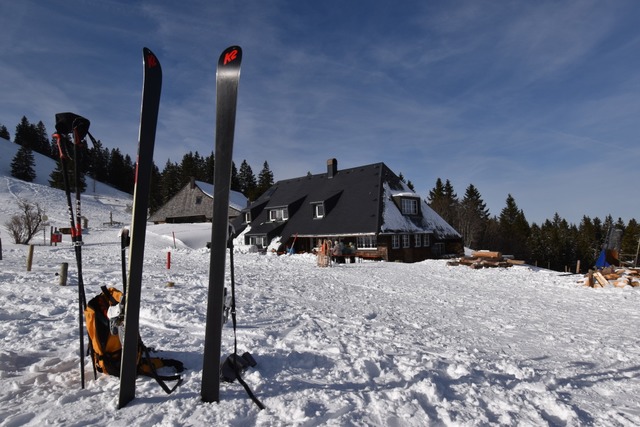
0 173 639 426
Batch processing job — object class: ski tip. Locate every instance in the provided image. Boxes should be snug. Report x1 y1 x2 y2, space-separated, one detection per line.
142 47 161 71
218 46 242 68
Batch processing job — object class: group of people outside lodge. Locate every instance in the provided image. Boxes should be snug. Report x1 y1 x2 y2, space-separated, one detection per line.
316 238 356 266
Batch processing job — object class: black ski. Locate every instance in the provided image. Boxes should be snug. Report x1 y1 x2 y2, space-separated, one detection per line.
201 45 243 403
118 47 162 409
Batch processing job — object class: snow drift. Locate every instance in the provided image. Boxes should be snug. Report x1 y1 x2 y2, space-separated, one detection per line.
0 140 639 426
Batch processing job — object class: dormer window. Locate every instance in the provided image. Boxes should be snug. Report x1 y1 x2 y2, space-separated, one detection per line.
401 198 419 215
243 212 251 223
312 202 325 219
269 207 288 222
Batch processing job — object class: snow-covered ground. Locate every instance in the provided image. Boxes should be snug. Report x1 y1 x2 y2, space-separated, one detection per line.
0 139 639 426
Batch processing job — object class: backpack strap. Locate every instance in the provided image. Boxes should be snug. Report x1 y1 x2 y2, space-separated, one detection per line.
100 286 120 306
138 345 183 394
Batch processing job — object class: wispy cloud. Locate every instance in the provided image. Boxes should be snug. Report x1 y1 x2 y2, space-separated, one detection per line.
2 0 640 224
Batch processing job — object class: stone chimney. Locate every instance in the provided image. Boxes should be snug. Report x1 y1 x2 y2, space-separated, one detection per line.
189 176 196 189
327 158 338 178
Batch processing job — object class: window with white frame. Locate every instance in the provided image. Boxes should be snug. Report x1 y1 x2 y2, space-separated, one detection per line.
415 234 421 247
248 235 266 247
401 198 419 215
392 235 400 249
312 203 325 219
423 233 431 247
357 235 377 249
402 234 411 248
243 212 251 223
269 207 288 222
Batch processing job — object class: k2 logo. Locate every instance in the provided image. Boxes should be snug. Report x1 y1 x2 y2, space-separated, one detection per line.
223 49 239 65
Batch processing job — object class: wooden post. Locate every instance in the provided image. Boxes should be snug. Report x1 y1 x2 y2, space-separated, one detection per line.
59 262 69 286
167 251 171 269
26 244 34 271
576 260 581 274
0 237 3 261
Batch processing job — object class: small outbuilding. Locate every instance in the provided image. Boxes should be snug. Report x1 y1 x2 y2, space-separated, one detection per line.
149 178 247 224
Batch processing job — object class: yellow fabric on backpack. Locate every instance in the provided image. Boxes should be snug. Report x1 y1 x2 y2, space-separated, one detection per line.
84 287 129 376
84 287 182 384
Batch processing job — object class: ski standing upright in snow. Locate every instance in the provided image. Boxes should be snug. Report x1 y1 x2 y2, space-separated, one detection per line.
117 47 162 409
201 45 243 403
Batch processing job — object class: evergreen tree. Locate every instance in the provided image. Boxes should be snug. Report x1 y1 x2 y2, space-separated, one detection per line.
230 162 241 192
107 148 134 193
427 178 458 227
527 223 547 267
48 160 66 190
427 178 447 216
540 214 576 271
148 162 163 214
237 160 257 200
87 139 110 183
480 216 501 251
458 184 489 248
34 121 51 157
498 194 530 259
10 145 36 182
203 151 215 183
123 153 135 194
398 173 415 190
179 151 207 186
159 160 182 203
575 216 598 269
14 116 38 150
0 124 10 140
50 134 62 159
256 161 274 196
621 218 640 265
48 156 86 192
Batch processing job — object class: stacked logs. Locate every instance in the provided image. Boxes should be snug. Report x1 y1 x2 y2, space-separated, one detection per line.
447 251 526 269
584 266 640 288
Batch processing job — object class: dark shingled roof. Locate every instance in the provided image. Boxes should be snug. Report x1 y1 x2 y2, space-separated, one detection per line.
234 160 460 243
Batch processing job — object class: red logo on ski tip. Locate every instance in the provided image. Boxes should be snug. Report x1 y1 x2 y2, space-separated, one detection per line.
223 49 239 65
146 54 158 68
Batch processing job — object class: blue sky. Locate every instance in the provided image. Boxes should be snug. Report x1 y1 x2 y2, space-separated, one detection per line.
3 0 640 225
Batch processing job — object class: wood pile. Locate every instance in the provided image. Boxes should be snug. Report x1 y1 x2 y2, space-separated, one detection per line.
447 251 526 269
583 266 640 288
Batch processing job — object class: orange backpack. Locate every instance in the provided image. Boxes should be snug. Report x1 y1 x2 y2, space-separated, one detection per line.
84 286 183 393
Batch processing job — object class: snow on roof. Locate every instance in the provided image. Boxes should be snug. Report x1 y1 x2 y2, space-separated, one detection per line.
381 182 461 238
195 180 247 211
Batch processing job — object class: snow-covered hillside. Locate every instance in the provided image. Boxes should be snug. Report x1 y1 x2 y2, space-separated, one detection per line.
0 139 639 426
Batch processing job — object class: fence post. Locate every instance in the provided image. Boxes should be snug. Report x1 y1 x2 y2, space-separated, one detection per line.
59 263 69 286
0 237 3 261
27 244 34 271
